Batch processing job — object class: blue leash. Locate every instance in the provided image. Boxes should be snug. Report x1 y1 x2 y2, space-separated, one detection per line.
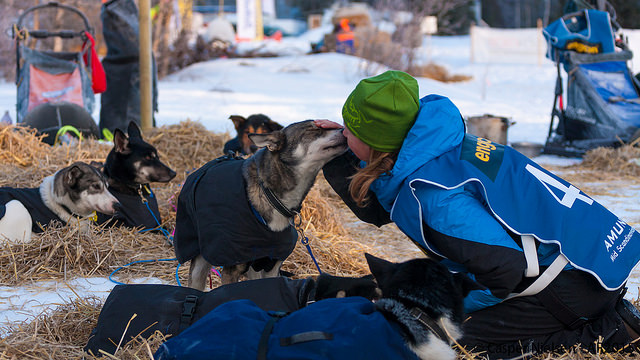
109 187 185 285
109 257 180 285
302 235 323 275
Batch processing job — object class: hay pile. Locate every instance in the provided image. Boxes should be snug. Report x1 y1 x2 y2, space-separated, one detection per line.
0 121 373 288
579 142 640 178
0 297 168 359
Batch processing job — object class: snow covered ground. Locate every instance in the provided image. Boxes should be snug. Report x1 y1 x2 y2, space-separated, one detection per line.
0 33 639 331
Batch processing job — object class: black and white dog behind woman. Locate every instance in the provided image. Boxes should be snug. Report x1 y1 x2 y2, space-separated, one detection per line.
174 120 348 290
0 162 118 244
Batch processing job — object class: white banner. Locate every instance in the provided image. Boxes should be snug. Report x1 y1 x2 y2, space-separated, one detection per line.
470 25 545 65
263 0 276 19
623 29 640 73
236 0 257 40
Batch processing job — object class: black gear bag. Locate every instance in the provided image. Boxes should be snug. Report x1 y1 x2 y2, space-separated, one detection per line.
84 277 314 357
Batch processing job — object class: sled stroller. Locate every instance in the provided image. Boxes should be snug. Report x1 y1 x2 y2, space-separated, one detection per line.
542 9 640 157
13 2 104 145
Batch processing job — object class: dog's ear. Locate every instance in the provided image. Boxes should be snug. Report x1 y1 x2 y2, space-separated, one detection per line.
89 161 104 171
113 129 131 155
127 121 143 139
265 118 283 131
229 115 246 132
452 272 482 298
364 253 397 289
64 164 84 188
249 131 285 152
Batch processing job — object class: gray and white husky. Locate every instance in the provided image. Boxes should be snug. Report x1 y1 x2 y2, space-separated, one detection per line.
175 120 347 290
0 162 119 244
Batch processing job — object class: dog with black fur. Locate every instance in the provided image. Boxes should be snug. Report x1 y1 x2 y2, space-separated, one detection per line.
0 162 119 244
95 122 176 230
153 253 472 360
223 114 283 156
174 120 348 290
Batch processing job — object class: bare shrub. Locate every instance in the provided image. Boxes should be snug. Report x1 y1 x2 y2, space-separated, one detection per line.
354 0 473 82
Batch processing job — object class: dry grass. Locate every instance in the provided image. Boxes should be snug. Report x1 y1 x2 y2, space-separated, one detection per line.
578 142 640 179
0 297 168 359
410 62 473 83
0 121 373 288
0 122 638 359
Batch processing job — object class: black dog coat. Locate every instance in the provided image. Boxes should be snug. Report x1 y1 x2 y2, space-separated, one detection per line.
96 187 161 230
174 157 297 267
0 187 61 232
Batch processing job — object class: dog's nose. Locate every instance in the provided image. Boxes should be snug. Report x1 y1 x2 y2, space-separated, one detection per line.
101 200 120 215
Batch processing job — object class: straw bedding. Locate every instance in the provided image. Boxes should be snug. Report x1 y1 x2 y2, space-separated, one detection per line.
0 123 638 359
0 121 385 359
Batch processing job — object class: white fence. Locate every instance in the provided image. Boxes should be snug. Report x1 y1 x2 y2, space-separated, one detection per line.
470 24 640 72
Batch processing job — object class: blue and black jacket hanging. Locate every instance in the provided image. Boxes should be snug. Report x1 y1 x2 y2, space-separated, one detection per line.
0 187 61 232
173 156 297 266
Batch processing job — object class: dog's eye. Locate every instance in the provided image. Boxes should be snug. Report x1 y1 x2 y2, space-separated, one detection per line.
145 153 157 160
91 183 102 191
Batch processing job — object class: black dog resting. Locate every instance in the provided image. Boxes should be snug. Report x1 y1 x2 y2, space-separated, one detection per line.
0 162 118 244
96 122 176 230
154 253 472 360
222 114 283 156
174 120 348 289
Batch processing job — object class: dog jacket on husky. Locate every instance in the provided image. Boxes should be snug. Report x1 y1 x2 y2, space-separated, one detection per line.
95 187 161 230
0 188 61 232
174 157 297 266
154 297 420 360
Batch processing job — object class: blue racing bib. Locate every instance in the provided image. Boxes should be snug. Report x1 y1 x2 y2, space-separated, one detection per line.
393 134 640 290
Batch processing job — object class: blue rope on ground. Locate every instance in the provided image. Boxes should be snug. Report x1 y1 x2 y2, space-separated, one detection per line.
109 257 178 285
108 188 180 286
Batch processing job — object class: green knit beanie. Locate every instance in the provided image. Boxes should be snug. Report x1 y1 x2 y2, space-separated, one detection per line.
342 70 420 152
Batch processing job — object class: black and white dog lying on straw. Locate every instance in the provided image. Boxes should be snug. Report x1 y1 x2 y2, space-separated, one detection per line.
0 162 119 244
153 253 471 360
174 120 348 290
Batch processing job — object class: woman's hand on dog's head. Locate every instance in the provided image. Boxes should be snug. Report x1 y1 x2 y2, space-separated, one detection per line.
314 119 343 130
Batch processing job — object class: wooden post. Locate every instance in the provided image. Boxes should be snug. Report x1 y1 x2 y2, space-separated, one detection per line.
469 22 475 64
537 18 543 66
139 0 153 130
255 0 264 40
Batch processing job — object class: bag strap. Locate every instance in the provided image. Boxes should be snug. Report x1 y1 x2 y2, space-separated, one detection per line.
522 235 540 277
178 295 199 333
507 254 569 300
257 312 286 360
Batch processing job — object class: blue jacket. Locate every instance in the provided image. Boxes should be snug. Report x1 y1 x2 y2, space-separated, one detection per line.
154 297 419 360
356 95 638 313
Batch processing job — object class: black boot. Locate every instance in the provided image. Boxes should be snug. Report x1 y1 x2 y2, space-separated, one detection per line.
616 298 640 340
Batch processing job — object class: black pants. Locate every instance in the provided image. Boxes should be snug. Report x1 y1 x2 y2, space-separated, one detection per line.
459 270 632 359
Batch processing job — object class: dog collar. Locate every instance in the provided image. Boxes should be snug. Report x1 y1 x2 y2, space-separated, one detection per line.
255 166 301 219
408 307 450 345
59 204 95 222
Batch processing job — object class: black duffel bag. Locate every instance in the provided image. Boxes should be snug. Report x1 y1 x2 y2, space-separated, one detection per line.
84 277 315 357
